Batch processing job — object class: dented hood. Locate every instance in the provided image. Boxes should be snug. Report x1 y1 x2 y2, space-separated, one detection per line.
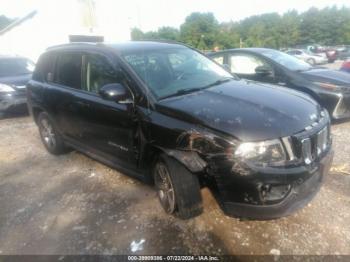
156 80 322 141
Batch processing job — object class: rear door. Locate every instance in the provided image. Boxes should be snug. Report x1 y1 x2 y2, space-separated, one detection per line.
44 51 85 139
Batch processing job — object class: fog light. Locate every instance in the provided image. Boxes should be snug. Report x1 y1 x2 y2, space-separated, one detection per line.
261 184 291 202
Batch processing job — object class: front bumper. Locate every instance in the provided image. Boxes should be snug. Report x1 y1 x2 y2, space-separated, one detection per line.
0 92 27 113
212 149 333 220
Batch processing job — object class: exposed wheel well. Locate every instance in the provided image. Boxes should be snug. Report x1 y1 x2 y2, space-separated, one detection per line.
32 107 44 124
140 145 163 184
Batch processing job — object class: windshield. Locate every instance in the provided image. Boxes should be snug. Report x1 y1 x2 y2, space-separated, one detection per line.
122 47 234 99
260 49 312 71
0 58 35 77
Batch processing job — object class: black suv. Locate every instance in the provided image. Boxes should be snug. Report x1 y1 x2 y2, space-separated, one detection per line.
27 42 333 219
0 55 34 117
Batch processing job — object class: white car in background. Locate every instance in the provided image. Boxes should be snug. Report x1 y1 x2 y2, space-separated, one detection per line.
285 49 328 65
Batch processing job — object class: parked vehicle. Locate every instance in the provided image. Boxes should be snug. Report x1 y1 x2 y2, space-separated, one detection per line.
337 46 350 60
0 55 34 117
209 48 350 120
340 60 350 73
285 49 328 65
27 42 333 220
306 45 337 63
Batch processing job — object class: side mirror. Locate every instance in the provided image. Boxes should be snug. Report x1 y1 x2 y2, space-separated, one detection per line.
99 83 133 104
255 66 273 76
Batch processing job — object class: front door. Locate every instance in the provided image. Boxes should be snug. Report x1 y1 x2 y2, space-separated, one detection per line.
74 52 138 167
228 53 276 83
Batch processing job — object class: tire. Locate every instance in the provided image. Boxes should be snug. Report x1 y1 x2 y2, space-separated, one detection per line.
307 58 316 66
37 112 68 155
153 154 203 219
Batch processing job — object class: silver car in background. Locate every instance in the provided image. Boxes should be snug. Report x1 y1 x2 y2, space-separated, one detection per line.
286 49 328 65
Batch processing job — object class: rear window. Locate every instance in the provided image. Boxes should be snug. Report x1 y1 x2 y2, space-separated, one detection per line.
0 58 35 77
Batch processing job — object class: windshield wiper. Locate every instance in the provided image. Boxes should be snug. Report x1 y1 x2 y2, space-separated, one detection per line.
159 87 203 100
159 77 234 100
295 68 313 72
204 77 233 88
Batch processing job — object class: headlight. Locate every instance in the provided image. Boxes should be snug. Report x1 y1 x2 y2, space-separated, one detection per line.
234 139 286 166
313 82 340 91
0 83 15 93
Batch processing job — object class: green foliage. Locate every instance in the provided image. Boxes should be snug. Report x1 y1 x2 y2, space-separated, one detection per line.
130 6 350 50
157 26 180 41
130 27 144 40
180 12 219 50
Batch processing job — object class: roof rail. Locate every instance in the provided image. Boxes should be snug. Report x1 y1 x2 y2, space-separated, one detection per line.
46 41 104 50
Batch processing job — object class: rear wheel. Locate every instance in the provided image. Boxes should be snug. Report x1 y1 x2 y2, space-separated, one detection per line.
153 154 203 219
38 112 68 155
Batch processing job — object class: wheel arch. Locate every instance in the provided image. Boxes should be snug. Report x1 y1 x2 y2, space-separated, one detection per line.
140 144 207 183
32 106 45 124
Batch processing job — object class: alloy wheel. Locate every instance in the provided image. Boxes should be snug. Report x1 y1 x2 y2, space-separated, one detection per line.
40 118 56 149
154 162 176 213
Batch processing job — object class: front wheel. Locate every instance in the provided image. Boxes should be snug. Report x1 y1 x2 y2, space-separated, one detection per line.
153 154 203 219
38 112 68 155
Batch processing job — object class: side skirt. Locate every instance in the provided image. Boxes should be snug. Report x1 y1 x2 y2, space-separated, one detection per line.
64 137 148 183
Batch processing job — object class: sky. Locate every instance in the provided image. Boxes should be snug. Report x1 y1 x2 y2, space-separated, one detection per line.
1 0 350 32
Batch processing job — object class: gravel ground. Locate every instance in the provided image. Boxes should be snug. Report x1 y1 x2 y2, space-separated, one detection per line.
0 62 349 255
0 116 349 255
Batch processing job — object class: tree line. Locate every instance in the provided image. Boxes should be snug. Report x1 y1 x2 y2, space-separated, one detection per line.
131 6 350 50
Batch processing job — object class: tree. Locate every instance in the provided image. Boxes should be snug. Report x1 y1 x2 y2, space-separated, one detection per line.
218 22 241 48
180 12 219 50
157 26 180 41
130 6 350 50
130 27 144 40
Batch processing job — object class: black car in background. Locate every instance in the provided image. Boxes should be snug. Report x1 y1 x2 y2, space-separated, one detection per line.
209 48 350 120
0 55 34 117
27 42 333 220
335 45 350 60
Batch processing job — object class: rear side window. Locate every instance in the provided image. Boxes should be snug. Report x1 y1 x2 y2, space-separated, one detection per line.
54 52 82 89
32 53 54 82
83 54 119 93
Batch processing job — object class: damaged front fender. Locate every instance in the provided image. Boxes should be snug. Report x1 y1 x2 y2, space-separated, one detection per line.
161 148 207 173
157 129 238 173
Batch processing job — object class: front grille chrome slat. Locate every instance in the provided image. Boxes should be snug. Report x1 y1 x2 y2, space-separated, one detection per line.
300 126 329 165
301 138 312 165
289 110 330 165
317 127 327 155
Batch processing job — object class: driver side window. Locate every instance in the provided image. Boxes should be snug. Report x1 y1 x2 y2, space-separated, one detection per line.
82 54 120 93
230 54 269 75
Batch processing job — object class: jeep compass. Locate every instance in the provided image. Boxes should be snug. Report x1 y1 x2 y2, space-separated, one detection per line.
27 41 333 219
